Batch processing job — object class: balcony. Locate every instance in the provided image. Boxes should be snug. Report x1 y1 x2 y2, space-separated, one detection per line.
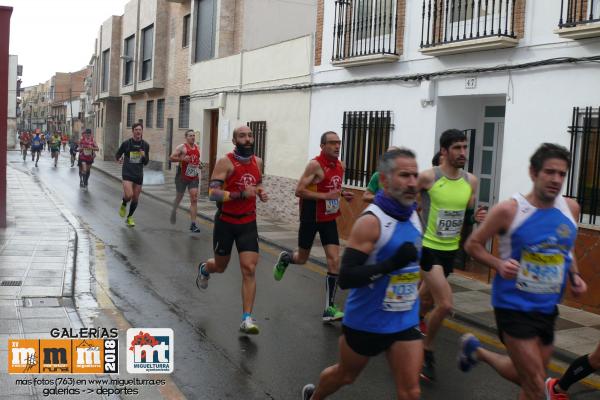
331 0 400 67
420 0 519 56
556 0 600 39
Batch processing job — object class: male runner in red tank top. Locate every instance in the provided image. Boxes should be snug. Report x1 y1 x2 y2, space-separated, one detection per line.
169 129 202 233
273 131 354 322
195 125 268 334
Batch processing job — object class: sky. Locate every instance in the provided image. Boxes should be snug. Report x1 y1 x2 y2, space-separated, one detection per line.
3 0 128 87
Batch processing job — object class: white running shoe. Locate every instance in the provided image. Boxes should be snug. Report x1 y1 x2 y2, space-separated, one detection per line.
239 317 259 335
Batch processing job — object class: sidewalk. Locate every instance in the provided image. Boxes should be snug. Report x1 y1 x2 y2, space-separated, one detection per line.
87 156 600 364
1 163 182 399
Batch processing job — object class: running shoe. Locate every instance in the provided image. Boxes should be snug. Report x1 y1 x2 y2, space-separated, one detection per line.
301 384 315 400
126 216 135 227
322 304 344 322
190 222 201 233
170 209 176 224
239 317 259 335
458 333 481 372
195 263 209 290
273 251 291 281
119 204 127 218
545 378 569 400
421 350 436 382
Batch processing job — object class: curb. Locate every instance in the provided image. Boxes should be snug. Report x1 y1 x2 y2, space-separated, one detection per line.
91 163 330 269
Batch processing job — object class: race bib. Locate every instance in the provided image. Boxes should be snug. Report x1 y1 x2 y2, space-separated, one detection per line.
436 209 465 238
185 164 199 177
383 271 420 312
129 151 142 163
516 251 564 294
83 148 93 156
325 199 340 215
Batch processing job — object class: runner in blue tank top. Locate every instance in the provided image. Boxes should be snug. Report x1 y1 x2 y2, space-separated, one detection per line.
302 148 423 400
459 143 588 400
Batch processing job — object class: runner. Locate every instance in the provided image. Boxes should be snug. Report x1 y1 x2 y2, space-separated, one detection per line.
49 131 62 167
362 146 399 204
40 132 47 153
45 131 51 153
116 123 150 227
78 129 99 189
417 129 486 381
69 135 79 167
546 341 599 399
272 131 354 322
195 125 268 334
169 129 202 233
19 131 31 161
30 132 43 167
61 132 69 152
302 148 422 400
458 143 588 400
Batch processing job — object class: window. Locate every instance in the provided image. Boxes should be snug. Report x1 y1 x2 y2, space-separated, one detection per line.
123 35 135 86
332 0 398 61
341 111 392 187
182 14 191 48
247 121 267 171
194 0 216 62
178 96 190 128
141 25 154 81
560 0 600 27
101 49 110 92
146 100 154 128
126 103 136 127
566 106 600 225
101 109 104 127
156 99 165 128
421 0 516 48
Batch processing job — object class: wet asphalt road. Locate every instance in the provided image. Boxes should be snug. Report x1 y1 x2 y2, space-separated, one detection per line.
8 151 598 399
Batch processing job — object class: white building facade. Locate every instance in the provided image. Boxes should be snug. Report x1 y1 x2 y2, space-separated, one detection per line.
188 0 317 220
311 0 600 227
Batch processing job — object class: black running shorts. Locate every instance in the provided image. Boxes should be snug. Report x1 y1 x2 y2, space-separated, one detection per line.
78 159 94 167
420 247 457 277
213 214 259 256
123 175 143 186
494 307 558 346
175 173 199 193
342 325 423 357
298 220 339 250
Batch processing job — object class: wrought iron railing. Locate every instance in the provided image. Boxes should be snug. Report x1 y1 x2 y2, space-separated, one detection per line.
247 121 267 172
559 0 600 28
566 106 600 225
341 111 392 187
420 0 517 48
332 0 398 62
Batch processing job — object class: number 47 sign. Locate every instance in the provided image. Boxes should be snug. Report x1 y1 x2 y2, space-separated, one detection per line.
465 77 477 89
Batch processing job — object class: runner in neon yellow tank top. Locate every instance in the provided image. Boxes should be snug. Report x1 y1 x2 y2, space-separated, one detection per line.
417 129 487 381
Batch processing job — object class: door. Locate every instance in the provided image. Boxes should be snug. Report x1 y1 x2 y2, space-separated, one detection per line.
166 118 173 170
209 110 219 177
476 105 505 210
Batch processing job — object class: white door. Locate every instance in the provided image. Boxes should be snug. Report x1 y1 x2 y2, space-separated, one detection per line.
476 106 505 210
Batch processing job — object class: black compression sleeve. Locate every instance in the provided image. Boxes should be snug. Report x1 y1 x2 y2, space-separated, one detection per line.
115 141 126 160
339 248 395 289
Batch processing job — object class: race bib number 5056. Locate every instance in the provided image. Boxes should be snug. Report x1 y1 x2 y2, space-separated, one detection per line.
436 210 465 238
